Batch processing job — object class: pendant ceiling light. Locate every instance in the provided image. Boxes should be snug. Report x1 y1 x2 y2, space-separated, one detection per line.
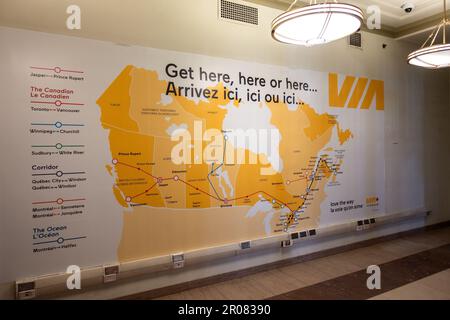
408 0 450 69
271 0 363 46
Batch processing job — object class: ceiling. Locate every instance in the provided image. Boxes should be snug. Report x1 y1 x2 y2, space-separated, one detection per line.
0 0 448 45
267 0 445 28
401 23 450 43
251 0 449 41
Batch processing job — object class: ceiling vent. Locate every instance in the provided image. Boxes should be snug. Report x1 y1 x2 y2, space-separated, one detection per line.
218 0 259 26
349 31 363 49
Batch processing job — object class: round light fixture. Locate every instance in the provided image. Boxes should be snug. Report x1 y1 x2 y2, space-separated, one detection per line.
408 44 450 68
271 1 364 46
407 0 450 69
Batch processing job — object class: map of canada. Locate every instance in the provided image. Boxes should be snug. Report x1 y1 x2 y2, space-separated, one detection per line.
97 65 353 262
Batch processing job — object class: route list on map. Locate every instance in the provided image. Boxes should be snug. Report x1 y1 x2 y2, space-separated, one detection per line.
29 66 88 253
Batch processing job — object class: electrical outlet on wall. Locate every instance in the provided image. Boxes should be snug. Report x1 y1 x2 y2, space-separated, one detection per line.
16 279 36 300
240 240 251 250
172 253 185 269
103 264 120 283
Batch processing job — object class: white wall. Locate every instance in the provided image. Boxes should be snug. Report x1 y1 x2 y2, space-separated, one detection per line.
0 0 449 299
422 69 450 224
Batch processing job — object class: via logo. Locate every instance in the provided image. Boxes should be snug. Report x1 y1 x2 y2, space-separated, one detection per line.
329 73 384 111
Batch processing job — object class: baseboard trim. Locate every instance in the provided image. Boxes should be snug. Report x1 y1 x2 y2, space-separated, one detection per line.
118 220 450 300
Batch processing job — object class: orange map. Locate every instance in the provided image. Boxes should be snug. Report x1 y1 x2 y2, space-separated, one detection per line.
97 65 353 261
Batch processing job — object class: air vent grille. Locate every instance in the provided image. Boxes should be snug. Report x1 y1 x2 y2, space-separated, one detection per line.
349 32 362 48
219 0 259 25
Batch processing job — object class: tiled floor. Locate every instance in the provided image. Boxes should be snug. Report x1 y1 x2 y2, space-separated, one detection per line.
371 269 450 300
153 226 450 300
269 244 450 299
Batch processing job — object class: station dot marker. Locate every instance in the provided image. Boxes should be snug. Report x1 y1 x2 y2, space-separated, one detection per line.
272 199 276 204
56 171 63 177
224 135 228 141
55 100 62 106
55 143 63 149
173 175 179 181
157 177 163 184
223 198 228 204
57 237 64 244
56 198 64 205
55 121 63 128
54 67 61 73
112 158 118 165
286 180 291 185
281 205 285 209
125 196 132 202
